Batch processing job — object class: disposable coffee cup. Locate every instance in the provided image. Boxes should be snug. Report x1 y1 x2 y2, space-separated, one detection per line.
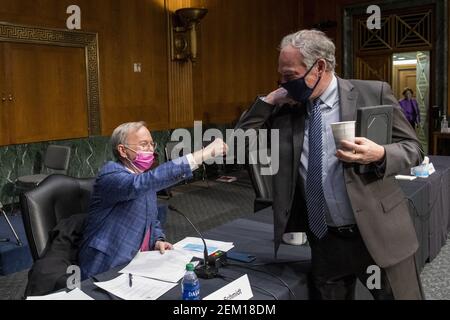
330 121 355 150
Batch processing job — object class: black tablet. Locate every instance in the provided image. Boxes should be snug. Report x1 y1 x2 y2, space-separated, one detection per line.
356 105 393 174
356 105 393 145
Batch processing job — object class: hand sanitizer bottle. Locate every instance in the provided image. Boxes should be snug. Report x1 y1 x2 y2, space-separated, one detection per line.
441 116 448 133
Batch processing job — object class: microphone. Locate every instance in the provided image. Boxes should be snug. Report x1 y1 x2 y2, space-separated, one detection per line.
0 201 22 246
168 204 218 279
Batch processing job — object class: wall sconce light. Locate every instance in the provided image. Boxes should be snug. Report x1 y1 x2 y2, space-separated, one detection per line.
170 7 208 63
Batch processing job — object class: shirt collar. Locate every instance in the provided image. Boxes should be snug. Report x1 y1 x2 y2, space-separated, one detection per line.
318 74 338 109
306 74 338 115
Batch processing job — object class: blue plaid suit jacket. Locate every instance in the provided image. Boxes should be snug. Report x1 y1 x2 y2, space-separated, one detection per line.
78 156 192 280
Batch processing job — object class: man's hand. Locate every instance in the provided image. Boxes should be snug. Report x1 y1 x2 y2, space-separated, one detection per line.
336 137 385 165
191 138 228 167
205 137 229 158
264 87 296 106
154 240 173 254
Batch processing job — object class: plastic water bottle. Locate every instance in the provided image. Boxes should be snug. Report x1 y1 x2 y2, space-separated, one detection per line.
181 263 200 300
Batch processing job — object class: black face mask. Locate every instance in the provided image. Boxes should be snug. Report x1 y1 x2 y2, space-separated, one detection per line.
280 61 322 104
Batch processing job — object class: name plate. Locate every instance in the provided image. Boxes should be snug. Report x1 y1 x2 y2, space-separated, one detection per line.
203 275 253 300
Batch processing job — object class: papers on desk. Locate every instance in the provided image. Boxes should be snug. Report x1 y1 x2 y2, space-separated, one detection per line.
174 237 234 259
94 274 177 300
26 288 94 300
119 249 194 283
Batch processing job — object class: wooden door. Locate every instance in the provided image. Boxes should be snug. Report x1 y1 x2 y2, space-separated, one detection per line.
0 43 10 145
355 54 392 83
2 42 89 145
392 64 417 100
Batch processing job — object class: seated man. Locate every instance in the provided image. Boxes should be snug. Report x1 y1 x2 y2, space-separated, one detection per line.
78 121 227 280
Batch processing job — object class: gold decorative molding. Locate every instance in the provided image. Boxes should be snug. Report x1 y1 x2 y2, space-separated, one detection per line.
0 22 101 135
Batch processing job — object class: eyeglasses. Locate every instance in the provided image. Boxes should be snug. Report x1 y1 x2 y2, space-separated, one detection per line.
125 141 157 151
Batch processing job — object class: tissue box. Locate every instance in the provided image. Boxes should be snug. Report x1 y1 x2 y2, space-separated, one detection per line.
411 162 435 178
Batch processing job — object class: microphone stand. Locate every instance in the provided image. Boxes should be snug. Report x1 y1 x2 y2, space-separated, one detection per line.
168 205 218 279
0 202 22 246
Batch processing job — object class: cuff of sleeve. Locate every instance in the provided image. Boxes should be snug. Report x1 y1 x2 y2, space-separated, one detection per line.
374 154 387 178
186 153 199 171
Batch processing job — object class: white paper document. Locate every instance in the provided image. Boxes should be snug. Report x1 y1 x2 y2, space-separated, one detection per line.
395 175 417 181
119 249 194 283
94 274 177 300
174 237 234 259
26 288 94 300
203 274 253 300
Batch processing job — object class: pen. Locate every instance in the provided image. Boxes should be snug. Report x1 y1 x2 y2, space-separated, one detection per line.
129 273 133 287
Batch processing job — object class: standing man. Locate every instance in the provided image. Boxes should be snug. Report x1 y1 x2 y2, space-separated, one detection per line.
235 30 424 299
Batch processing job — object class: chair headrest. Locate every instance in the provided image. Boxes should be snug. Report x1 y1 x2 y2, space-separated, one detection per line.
20 174 95 260
44 145 71 171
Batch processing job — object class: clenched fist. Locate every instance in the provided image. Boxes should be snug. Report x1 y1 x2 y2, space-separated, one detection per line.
192 138 229 165
203 138 229 159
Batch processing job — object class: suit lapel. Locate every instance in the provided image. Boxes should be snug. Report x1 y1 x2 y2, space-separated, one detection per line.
291 105 306 197
338 77 359 121
338 77 359 172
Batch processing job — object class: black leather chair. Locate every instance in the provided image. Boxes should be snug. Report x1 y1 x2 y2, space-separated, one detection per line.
247 151 308 246
20 174 95 261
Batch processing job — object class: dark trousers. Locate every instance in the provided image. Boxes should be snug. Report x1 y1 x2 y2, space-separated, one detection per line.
306 226 395 300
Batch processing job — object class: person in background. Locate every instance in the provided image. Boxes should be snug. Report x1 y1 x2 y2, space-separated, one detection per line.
399 87 421 129
78 121 228 280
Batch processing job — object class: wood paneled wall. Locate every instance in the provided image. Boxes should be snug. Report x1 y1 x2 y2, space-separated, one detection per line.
1 0 448 136
192 0 302 124
166 0 195 129
0 0 303 138
301 0 363 77
0 0 169 136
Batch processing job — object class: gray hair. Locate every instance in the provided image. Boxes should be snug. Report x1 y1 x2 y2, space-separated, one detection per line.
110 121 147 160
280 29 336 71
